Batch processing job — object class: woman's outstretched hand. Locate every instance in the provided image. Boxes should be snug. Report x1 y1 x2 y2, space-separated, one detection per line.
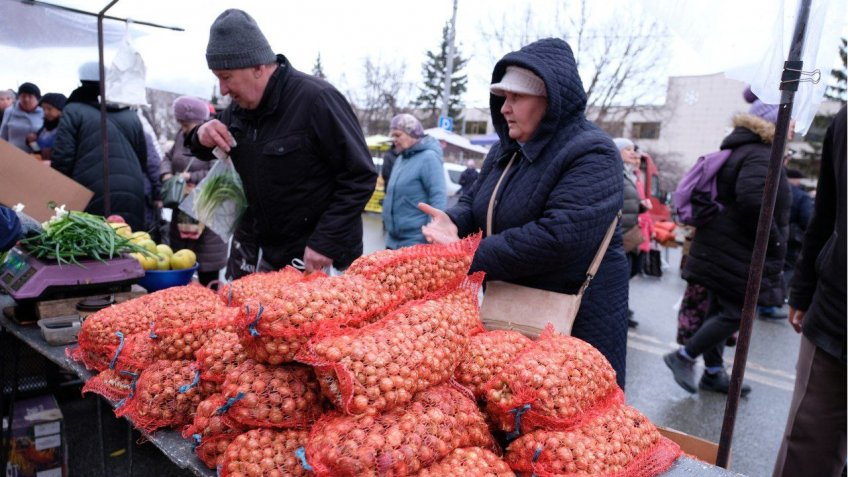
419 203 460 244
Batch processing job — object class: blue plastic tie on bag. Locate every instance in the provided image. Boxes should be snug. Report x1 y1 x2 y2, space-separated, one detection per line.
530 445 543 477
227 285 233 306
191 433 202 452
215 392 245 415
179 369 201 394
295 446 313 471
108 331 126 370
247 304 264 337
149 322 158 339
115 370 138 409
506 403 532 442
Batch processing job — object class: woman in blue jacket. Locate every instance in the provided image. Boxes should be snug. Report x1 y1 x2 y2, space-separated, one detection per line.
382 114 447 249
420 38 629 388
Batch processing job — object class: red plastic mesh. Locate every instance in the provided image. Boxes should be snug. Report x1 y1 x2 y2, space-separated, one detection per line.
181 394 247 439
218 360 323 429
236 274 402 364
194 432 236 470
296 273 485 416
115 360 214 433
454 330 533 398
414 447 513 476
195 332 248 383
218 428 311 477
68 345 112 372
346 233 481 301
305 383 495 477
78 284 223 357
484 326 623 435
81 368 135 402
505 404 681 477
218 266 312 307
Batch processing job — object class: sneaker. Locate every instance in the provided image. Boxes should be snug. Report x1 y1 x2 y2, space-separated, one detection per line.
663 351 697 393
699 369 751 397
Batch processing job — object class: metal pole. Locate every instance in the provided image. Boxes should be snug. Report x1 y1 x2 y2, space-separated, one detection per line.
97 0 119 217
715 0 811 467
440 0 458 124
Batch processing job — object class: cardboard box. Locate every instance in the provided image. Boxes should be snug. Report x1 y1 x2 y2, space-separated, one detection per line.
0 139 93 223
658 426 721 465
3 395 67 477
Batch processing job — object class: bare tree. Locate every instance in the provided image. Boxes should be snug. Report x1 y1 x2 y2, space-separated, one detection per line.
479 0 669 125
347 57 410 135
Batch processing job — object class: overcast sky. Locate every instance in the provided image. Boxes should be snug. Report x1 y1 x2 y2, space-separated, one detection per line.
0 0 844 110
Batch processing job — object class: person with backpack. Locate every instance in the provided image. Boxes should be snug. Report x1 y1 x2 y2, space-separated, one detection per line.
664 87 791 396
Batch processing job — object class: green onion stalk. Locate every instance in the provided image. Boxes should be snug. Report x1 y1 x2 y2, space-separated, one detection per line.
194 167 247 235
19 211 154 266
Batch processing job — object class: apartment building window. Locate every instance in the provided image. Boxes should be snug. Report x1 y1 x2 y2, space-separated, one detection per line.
597 121 624 137
464 121 488 135
631 122 661 139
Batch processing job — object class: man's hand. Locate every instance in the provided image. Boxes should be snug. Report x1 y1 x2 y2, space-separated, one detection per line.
303 246 332 274
197 119 235 152
788 307 806 333
419 203 460 245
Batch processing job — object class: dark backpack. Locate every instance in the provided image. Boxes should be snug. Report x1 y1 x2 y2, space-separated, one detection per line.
672 149 733 226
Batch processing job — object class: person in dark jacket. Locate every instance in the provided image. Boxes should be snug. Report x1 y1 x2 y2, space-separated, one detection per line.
782 168 813 289
458 159 479 196
420 38 629 388
51 63 147 231
190 9 376 277
383 113 447 249
773 106 846 477
161 96 228 285
26 93 66 163
664 92 791 396
0 205 21 253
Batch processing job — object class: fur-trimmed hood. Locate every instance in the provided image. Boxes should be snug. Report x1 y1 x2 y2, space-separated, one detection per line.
730 113 775 144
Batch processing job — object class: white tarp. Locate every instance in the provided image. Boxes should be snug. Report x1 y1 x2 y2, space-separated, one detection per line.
424 127 489 155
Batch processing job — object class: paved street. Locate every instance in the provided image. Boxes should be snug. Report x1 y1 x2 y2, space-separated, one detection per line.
366 212 801 477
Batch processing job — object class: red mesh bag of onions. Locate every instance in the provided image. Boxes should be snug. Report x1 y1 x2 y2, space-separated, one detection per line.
505 404 681 477
195 332 249 383
182 394 248 469
484 326 624 438
303 383 495 477
216 360 323 429
81 368 138 402
219 428 311 477
78 284 222 358
67 346 112 372
237 274 402 365
454 330 533 398
414 447 513 477
346 233 481 301
115 360 214 433
296 273 485 416
218 266 315 307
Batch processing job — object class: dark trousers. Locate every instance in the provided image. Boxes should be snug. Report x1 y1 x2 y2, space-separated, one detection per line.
773 335 847 477
683 290 742 368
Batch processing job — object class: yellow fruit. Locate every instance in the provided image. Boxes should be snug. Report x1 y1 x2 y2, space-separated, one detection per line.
129 231 151 244
137 239 158 254
111 222 132 238
132 252 158 271
155 254 171 271
170 249 197 270
155 244 174 257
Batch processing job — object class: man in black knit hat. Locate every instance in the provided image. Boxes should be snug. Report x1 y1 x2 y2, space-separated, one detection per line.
190 9 376 278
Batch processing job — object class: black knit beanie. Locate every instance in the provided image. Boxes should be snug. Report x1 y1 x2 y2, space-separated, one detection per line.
17 82 40 100
206 9 276 70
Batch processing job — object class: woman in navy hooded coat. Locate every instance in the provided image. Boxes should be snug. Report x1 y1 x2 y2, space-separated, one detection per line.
421 38 629 387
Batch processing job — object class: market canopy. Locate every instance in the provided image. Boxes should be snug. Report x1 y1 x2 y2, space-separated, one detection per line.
424 128 489 156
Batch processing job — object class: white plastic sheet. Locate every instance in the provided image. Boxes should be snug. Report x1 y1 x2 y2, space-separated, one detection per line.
106 27 149 107
725 0 846 134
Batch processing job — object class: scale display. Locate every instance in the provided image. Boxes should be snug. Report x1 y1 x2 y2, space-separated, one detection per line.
0 248 144 300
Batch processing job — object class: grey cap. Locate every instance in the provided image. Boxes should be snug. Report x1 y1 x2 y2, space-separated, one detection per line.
206 9 277 70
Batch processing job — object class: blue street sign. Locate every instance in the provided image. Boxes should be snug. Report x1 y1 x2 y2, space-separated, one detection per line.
438 116 454 131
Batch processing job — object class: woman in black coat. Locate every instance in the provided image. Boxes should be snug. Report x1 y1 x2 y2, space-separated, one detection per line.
420 38 629 388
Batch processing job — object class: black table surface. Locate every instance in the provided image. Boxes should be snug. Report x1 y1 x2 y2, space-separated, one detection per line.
0 300 742 477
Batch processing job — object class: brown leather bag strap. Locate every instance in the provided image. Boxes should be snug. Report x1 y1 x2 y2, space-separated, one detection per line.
578 211 622 295
486 152 518 236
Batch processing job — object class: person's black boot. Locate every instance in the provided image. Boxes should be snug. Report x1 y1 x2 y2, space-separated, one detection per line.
627 309 638 328
663 351 697 393
699 369 751 397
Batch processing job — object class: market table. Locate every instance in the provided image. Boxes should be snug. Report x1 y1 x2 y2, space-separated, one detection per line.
0 296 742 477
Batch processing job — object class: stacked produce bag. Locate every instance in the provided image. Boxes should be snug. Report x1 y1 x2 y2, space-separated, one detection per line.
70 233 681 476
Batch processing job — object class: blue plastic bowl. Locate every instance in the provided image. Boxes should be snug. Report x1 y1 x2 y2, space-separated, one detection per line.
137 264 199 292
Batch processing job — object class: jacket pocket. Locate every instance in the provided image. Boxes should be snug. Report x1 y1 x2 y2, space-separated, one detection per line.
261 134 310 184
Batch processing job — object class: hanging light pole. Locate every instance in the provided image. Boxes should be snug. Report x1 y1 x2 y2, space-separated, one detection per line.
440 0 458 125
